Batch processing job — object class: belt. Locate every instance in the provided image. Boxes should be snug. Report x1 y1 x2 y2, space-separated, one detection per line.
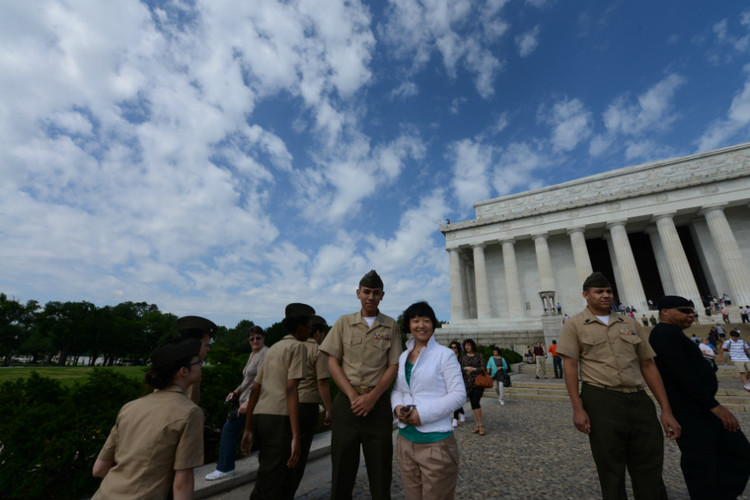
583 382 643 394
353 386 375 395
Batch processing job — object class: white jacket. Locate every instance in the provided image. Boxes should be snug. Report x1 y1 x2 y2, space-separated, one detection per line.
391 335 466 433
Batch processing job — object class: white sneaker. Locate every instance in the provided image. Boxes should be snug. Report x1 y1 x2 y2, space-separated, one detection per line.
459 413 466 423
205 469 236 481
744 383 750 391
452 418 458 428
500 399 505 406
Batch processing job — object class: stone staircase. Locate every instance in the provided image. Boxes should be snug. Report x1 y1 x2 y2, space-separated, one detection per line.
504 365 750 413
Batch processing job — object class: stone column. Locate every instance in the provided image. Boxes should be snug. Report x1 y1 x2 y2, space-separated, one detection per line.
533 233 556 292
646 227 675 296
502 239 524 319
653 214 701 305
448 248 465 322
701 205 750 307
472 243 491 320
568 228 593 302
607 221 648 311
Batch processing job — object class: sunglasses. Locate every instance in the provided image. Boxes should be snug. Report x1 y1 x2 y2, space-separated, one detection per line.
187 360 204 367
675 307 695 314
249 336 264 341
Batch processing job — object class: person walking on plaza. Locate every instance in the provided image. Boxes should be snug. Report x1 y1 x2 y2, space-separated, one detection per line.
205 326 268 481
649 295 750 500
92 337 204 500
549 339 562 379
319 270 402 500
722 306 731 324
742 305 750 324
721 329 750 392
460 338 486 435
240 303 313 500
449 341 466 427
289 314 333 497
392 301 465 500
533 341 547 379
557 272 680 500
487 346 508 405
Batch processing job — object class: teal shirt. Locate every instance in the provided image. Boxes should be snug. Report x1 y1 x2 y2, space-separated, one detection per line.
398 360 452 444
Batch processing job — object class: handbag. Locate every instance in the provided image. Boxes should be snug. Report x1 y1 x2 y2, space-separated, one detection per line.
502 373 512 387
475 369 493 388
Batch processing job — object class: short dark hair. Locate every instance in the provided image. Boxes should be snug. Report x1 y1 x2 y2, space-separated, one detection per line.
402 301 438 333
283 315 311 333
492 346 501 356
145 355 195 389
249 325 264 336
463 338 477 352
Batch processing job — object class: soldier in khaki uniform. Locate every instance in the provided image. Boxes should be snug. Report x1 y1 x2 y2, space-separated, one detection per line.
289 315 333 496
240 303 313 500
320 270 402 500
176 315 217 404
557 272 680 500
92 337 204 500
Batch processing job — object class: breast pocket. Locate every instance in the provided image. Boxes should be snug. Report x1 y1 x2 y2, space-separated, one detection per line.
581 331 607 358
617 334 641 347
364 339 388 368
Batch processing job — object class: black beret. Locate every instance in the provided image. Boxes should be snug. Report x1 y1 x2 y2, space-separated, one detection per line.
285 303 315 320
657 296 692 310
359 269 384 289
150 338 201 369
582 272 611 290
176 316 217 338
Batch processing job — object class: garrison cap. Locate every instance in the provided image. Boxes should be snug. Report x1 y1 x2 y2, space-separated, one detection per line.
177 315 218 338
150 338 201 369
582 272 611 290
657 295 692 310
311 315 328 330
359 269 384 289
285 303 316 320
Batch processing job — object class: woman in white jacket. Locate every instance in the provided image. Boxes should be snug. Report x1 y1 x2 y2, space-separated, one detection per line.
391 301 466 500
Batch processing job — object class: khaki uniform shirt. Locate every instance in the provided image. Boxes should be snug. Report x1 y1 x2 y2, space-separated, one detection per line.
319 311 402 388
299 338 330 404
93 385 204 500
556 308 655 388
253 334 306 415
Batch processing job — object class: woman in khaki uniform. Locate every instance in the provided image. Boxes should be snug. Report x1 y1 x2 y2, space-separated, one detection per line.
240 303 314 500
91 337 204 500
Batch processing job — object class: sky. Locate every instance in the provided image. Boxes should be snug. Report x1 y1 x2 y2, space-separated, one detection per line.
2 0 750 330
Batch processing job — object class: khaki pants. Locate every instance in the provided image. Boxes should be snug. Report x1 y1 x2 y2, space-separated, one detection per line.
535 356 546 377
396 434 459 500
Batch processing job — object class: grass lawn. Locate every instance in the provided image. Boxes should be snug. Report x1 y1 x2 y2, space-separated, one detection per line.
0 366 147 388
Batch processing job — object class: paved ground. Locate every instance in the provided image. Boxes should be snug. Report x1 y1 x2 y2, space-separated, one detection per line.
206 393 750 499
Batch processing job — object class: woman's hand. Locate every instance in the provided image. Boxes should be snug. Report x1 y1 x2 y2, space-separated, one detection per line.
225 391 236 402
238 400 249 416
465 366 476 373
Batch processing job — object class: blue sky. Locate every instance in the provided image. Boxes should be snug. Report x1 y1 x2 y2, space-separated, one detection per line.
2 0 749 329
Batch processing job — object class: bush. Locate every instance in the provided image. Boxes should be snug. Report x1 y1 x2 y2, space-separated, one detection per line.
0 369 144 500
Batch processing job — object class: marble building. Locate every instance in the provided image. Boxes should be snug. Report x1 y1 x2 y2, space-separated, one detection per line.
437 142 750 347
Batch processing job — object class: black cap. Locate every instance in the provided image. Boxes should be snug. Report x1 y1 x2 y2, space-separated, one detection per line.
359 269 384 289
285 303 315 320
150 338 201 369
177 316 217 338
582 272 611 290
311 315 328 329
657 296 692 310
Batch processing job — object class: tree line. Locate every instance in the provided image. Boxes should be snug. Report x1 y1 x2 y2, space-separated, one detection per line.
0 293 288 367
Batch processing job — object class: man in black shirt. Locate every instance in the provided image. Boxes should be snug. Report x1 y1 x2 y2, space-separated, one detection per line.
649 295 750 500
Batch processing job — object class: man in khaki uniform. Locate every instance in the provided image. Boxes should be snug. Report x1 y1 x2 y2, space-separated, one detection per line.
289 315 333 496
92 337 204 500
240 303 313 500
176 315 217 404
557 272 680 500
320 270 402 500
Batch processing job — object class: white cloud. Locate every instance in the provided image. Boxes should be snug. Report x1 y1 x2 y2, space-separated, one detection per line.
448 138 494 207
697 69 750 151
516 25 541 58
492 142 546 196
540 97 592 151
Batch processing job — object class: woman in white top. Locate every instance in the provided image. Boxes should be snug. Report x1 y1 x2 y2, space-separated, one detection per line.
205 326 269 480
392 301 466 500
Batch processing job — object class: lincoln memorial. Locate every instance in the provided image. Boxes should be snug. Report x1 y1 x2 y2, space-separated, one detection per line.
437 142 750 347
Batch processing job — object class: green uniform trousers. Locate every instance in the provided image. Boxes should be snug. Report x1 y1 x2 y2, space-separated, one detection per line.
331 391 393 500
250 414 296 500
288 402 320 497
581 383 667 500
